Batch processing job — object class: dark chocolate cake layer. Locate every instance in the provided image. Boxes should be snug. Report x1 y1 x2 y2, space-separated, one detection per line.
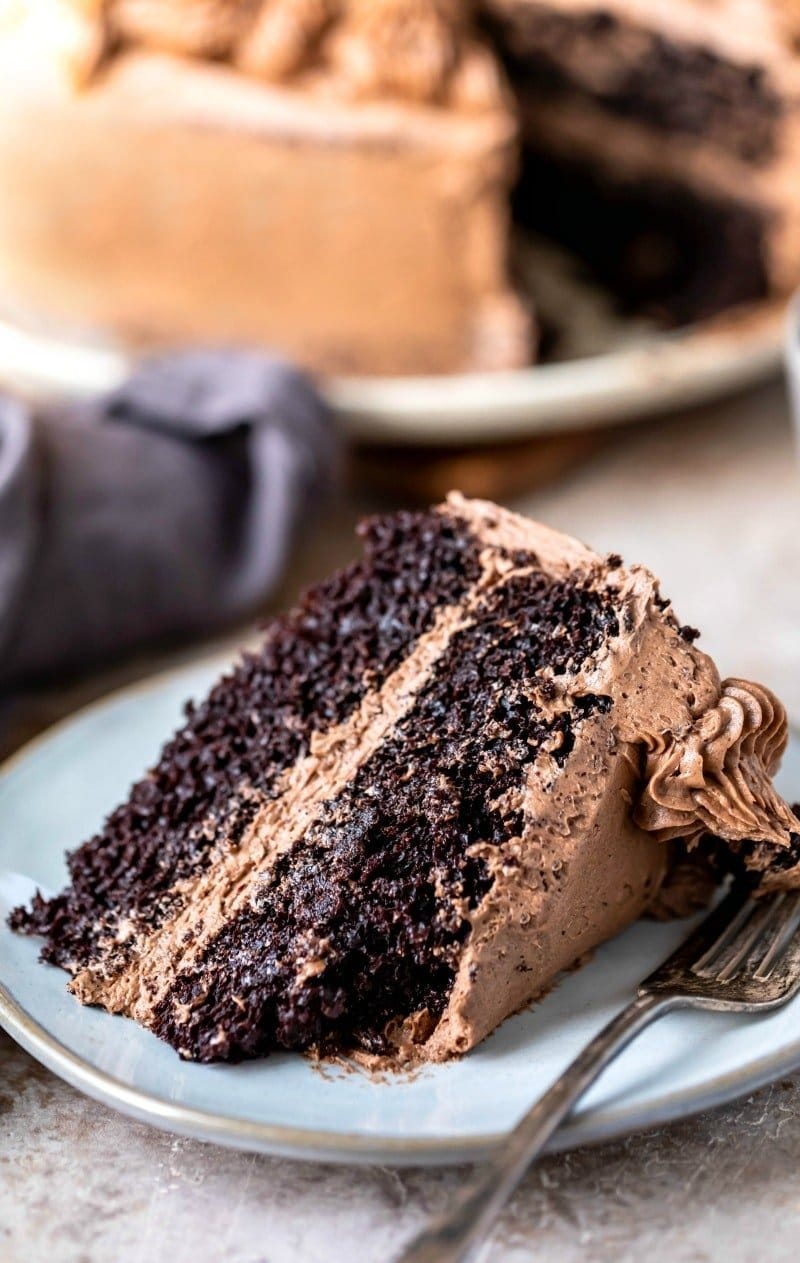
487 2 783 163
12 496 800 1064
12 509 481 976
487 0 800 323
514 145 770 323
150 571 619 1061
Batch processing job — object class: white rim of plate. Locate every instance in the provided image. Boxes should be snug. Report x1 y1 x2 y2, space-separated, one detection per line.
2 659 800 1165
0 304 786 448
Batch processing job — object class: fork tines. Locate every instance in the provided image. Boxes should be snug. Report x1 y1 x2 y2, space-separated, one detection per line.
642 885 800 1010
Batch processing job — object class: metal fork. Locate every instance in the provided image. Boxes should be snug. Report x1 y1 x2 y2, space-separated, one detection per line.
398 886 800 1263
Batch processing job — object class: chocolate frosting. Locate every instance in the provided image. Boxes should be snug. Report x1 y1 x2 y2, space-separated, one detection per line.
241 0 468 102
63 0 503 108
110 0 251 59
637 678 799 850
15 494 800 1064
419 497 800 1059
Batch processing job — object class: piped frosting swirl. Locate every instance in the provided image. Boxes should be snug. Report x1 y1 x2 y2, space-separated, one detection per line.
636 678 800 855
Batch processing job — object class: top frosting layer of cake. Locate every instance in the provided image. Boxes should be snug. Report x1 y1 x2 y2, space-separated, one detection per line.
26 0 507 110
20 0 800 117
12 496 800 1064
488 0 800 170
488 0 797 70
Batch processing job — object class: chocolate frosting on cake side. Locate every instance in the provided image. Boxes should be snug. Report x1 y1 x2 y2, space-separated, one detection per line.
0 3 528 375
11 494 800 1064
418 495 800 1060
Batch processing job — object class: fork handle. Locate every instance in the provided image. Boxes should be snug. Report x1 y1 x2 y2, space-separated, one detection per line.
397 992 683 1263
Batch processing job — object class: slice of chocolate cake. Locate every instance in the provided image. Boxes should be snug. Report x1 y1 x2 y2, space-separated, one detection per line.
11 495 800 1063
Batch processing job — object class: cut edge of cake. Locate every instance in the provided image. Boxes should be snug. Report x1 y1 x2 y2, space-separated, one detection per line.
11 494 800 1066
489 0 800 323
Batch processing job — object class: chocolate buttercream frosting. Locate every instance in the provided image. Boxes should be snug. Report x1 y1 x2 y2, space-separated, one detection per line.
637 680 797 850
110 0 252 59
6 0 800 373
0 0 526 375
66 0 500 107
11 496 800 1064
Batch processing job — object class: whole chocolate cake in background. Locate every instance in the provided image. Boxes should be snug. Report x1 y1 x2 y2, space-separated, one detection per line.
1 0 799 374
12 495 800 1064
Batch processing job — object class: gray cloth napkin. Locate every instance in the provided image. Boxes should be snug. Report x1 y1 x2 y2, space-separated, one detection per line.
0 349 339 688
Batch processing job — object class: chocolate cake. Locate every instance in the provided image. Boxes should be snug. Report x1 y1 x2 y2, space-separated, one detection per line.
489 0 800 324
0 1 531 376
11 495 800 1063
1 0 799 373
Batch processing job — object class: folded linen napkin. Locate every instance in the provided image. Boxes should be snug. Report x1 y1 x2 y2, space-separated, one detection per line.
0 349 339 688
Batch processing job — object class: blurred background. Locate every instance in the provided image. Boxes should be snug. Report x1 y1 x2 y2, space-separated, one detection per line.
1 0 799 747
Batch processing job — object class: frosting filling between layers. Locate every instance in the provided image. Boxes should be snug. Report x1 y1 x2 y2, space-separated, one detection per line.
486 0 785 163
148 559 624 1059
12 493 800 1064
12 509 483 974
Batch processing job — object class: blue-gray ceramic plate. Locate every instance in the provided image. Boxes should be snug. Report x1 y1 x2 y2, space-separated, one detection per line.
2 657 800 1166
0 299 784 447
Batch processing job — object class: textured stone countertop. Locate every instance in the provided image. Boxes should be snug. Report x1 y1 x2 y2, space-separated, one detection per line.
3 379 800 1263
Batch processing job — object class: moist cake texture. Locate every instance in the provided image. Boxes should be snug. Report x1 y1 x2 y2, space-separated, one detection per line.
12 495 800 1063
489 0 800 323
